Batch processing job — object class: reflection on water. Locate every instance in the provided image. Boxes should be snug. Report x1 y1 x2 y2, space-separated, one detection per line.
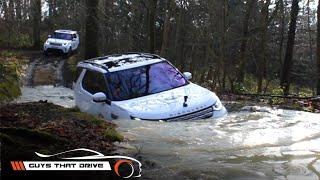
17 85 320 179
115 109 320 179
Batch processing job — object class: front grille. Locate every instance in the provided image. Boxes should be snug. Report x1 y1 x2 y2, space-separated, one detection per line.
50 42 62 46
165 106 213 121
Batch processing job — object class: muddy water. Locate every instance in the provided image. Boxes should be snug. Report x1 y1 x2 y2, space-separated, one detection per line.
16 59 320 179
16 56 74 107
16 86 74 107
115 109 320 179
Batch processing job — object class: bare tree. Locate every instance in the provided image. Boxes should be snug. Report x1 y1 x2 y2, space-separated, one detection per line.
149 0 157 53
160 0 173 56
31 0 41 49
278 0 285 67
85 0 99 59
280 0 299 95
317 0 320 95
237 0 256 84
257 0 271 93
221 0 228 91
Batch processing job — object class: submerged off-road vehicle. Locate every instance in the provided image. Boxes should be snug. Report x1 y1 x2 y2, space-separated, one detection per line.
74 53 227 121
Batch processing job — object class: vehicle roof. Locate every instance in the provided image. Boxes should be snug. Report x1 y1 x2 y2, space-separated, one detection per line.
77 53 165 73
54 29 77 34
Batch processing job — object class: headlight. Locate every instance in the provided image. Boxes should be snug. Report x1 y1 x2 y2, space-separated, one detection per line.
213 100 222 110
130 116 141 121
63 43 68 46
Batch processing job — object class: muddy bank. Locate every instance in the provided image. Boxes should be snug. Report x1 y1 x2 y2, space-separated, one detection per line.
220 93 320 113
0 102 146 179
0 102 123 155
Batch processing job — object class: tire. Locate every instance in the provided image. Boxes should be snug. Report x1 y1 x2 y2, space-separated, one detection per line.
43 50 48 56
68 47 72 56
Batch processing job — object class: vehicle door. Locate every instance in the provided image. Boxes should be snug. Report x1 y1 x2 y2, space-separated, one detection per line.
75 69 111 119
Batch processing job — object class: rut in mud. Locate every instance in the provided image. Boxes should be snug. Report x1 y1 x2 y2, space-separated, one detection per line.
17 55 74 107
24 56 65 86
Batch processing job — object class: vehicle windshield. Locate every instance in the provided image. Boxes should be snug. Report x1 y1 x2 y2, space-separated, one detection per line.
51 32 73 40
106 61 188 101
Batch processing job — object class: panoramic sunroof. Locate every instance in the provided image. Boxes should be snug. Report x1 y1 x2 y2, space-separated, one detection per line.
103 56 154 69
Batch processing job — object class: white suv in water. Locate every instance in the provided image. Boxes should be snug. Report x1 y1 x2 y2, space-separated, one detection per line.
74 53 227 121
43 29 79 56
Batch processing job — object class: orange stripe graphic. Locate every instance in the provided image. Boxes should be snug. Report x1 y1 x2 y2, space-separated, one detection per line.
10 161 17 171
14 161 21 170
19 161 25 170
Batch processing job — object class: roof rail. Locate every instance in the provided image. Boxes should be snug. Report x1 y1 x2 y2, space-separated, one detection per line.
97 53 123 60
81 61 109 71
125 52 162 59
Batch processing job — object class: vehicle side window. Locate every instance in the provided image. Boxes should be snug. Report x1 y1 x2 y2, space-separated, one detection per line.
82 70 108 96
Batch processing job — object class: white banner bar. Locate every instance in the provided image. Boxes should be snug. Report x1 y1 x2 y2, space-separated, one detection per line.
23 161 111 171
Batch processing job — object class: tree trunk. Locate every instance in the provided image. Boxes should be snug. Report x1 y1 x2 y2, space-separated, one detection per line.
47 0 56 32
221 0 228 91
8 0 14 20
15 0 22 20
279 0 285 68
317 0 320 95
237 0 255 84
257 0 271 93
280 0 299 95
32 0 41 49
307 0 313 62
84 0 99 59
48 0 57 17
148 0 157 54
175 0 184 67
22 0 29 21
160 0 172 56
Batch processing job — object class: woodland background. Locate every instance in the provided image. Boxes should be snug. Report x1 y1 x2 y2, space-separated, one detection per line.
0 0 320 96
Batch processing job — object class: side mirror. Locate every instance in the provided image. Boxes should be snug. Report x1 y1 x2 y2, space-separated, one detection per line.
183 72 192 80
93 92 107 103
48 35 52 38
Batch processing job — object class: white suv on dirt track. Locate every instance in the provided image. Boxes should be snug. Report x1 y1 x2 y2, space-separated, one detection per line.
74 53 227 121
43 29 79 56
